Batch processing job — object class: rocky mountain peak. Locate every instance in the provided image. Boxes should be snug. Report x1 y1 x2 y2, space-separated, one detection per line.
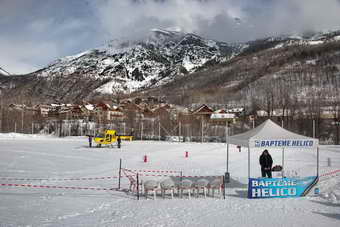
32 29 239 98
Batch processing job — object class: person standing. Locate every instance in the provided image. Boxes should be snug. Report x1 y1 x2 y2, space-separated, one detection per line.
88 135 93 148
117 135 121 149
259 149 273 178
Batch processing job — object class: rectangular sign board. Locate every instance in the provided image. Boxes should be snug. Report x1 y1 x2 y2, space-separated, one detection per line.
253 140 316 148
248 176 318 199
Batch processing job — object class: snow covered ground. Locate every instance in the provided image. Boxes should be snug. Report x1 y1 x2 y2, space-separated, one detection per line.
0 133 339 227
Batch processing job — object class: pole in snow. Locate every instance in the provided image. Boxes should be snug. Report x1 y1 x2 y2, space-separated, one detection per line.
317 147 319 177
180 171 183 198
118 158 122 190
223 175 226 200
179 121 181 142
282 148 285 178
248 146 250 179
21 110 24 133
141 122 143 141
227 143 229 173
136 173 140 200
158 120 161 141
201 117 204 143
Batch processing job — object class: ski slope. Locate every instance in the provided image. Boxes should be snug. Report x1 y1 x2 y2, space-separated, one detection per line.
0 133 339 226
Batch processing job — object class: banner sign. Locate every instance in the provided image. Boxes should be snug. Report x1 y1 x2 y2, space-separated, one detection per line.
248 176 318 199
254 140 315 148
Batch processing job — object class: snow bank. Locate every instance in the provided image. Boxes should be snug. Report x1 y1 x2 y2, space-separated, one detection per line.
0 137 339 226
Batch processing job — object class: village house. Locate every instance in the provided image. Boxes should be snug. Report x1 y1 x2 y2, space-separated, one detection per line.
110 106 125 121
191 104 214 121
210 109 236 125
94 101 112 122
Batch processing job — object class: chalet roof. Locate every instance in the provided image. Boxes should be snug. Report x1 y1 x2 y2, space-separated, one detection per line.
214 109 227 114
121 102 143 111
95 102 111 110
192 104 214 115
112 106 123 112
84 104 95 111
210 113 235 120
226 107 245 113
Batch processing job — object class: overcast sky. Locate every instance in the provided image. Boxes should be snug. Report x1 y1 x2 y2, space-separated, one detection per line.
1 0 340 74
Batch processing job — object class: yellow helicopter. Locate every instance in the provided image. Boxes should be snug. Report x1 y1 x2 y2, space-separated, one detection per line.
94 129 133 147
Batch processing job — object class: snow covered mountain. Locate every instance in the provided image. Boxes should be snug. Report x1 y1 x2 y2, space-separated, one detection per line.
2 29 340 104
36 29 242 95
148 30 340 105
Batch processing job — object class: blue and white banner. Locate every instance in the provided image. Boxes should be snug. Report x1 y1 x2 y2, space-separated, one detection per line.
248 176 318 199
253 140 315 148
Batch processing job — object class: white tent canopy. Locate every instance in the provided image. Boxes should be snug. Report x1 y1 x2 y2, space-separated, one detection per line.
227 119 318 148
225 119 319 178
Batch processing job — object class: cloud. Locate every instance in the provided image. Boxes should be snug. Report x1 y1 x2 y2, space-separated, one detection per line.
2 0 340 74
271 0 340 34
92 0 244 41
92 0 340 42
0 37 59 74
0 0 98 74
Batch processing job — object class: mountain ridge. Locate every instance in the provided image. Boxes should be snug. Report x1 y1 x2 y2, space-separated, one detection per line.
1 29 340 105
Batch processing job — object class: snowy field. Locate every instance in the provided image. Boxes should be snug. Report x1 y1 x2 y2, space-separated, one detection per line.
0 133 339 227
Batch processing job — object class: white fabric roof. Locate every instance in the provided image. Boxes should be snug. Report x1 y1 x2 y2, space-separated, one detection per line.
226 119 319 148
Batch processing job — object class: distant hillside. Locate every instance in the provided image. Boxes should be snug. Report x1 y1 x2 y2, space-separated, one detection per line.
146 31 340 109
1 29 340 109
0 29 243 103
